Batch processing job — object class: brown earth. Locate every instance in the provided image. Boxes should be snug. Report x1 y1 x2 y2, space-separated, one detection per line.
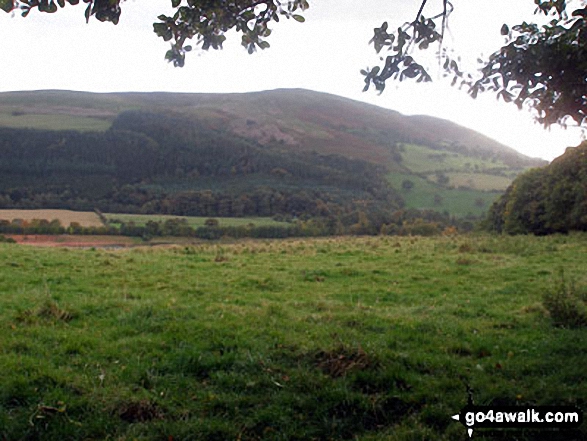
6 235 135 248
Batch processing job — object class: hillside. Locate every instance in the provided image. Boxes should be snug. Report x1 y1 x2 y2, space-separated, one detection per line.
0 89 545 218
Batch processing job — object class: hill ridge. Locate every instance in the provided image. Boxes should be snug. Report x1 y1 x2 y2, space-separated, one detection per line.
0 88 549 218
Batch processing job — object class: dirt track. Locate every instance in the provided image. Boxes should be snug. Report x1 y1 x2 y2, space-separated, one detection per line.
6 235 135 248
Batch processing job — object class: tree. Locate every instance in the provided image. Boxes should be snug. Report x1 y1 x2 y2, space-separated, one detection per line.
402 179 415 191
364 0 587 128
2 0 585 128
486 141 587 234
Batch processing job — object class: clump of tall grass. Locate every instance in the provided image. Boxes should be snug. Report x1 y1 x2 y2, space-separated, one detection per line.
542 270 587 328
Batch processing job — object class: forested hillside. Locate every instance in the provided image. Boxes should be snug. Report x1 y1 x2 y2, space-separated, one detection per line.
486 142 587 234
0 89 545 220
0 111 400 225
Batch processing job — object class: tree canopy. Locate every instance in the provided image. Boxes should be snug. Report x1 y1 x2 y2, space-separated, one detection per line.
2 0 586 129
485 140 587 234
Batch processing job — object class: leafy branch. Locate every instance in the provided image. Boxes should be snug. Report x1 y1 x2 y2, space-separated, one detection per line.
364 0 587 128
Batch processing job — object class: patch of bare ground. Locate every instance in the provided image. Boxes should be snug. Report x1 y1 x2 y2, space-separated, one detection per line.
6 235 135 248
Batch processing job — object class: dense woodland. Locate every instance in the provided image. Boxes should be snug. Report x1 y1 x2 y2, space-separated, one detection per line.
0 110 405 231
486 141 587 235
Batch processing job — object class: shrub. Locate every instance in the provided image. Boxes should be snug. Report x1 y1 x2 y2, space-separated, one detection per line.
204 218 220 227
542 271 587 328
0 234 15 243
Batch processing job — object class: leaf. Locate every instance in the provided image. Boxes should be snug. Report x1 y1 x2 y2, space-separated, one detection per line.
258 41 270 49
0 0 13 13
57 0 65 7
171 0 181 7
292 14 305 22
501 24 509 36
84 3 91 22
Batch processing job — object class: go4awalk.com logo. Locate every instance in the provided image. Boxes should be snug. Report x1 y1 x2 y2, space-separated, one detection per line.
451 405 583 438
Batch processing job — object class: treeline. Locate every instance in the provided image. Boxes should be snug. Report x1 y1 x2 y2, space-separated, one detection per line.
486 142 587 234
0 110 401 220
0 209 475 239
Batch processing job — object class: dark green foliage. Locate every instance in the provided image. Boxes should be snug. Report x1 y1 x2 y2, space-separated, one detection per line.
486 142 587 234
0 111 402 223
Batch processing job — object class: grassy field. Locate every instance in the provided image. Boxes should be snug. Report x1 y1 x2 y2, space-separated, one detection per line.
0 234 585 440
399 144 510 174
105 213 290 228
443 172 514 191
388 173 501 217
0 209 104 227
0 113 112 132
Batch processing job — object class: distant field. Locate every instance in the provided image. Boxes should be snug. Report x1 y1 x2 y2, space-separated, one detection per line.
0 209 103 227
400 143 509 174
388 173 501 217
105 213 289 228
0 113 112 132
444 172 513 191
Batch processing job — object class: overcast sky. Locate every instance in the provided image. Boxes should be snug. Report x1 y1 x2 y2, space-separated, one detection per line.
0 0 584 160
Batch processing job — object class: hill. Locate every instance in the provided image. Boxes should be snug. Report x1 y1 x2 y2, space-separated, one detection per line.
0 89 546 219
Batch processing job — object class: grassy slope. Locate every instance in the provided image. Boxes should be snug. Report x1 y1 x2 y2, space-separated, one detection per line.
388 173 500 217
0 234 585 440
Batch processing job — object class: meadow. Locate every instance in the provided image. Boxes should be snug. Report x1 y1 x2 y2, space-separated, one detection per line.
0 234 585 440
387 173 500 217
105 213 288 229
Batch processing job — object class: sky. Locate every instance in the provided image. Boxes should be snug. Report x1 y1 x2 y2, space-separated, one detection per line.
0 0 584 161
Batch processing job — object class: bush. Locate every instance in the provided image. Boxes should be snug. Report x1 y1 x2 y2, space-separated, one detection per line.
204 218 220 227
0 234 15 243
542 271 587 328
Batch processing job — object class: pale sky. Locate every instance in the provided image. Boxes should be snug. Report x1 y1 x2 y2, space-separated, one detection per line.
0 0 584 161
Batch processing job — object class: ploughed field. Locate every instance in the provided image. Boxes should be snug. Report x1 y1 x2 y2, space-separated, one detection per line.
0 210 104 228
0 234 585 440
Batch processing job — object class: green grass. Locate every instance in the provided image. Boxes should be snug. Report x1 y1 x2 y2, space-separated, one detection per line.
0 233 585 440
443 172 514 191
389 173 501 217
104 213 289 228
0 113 112 132
399 144 510 174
